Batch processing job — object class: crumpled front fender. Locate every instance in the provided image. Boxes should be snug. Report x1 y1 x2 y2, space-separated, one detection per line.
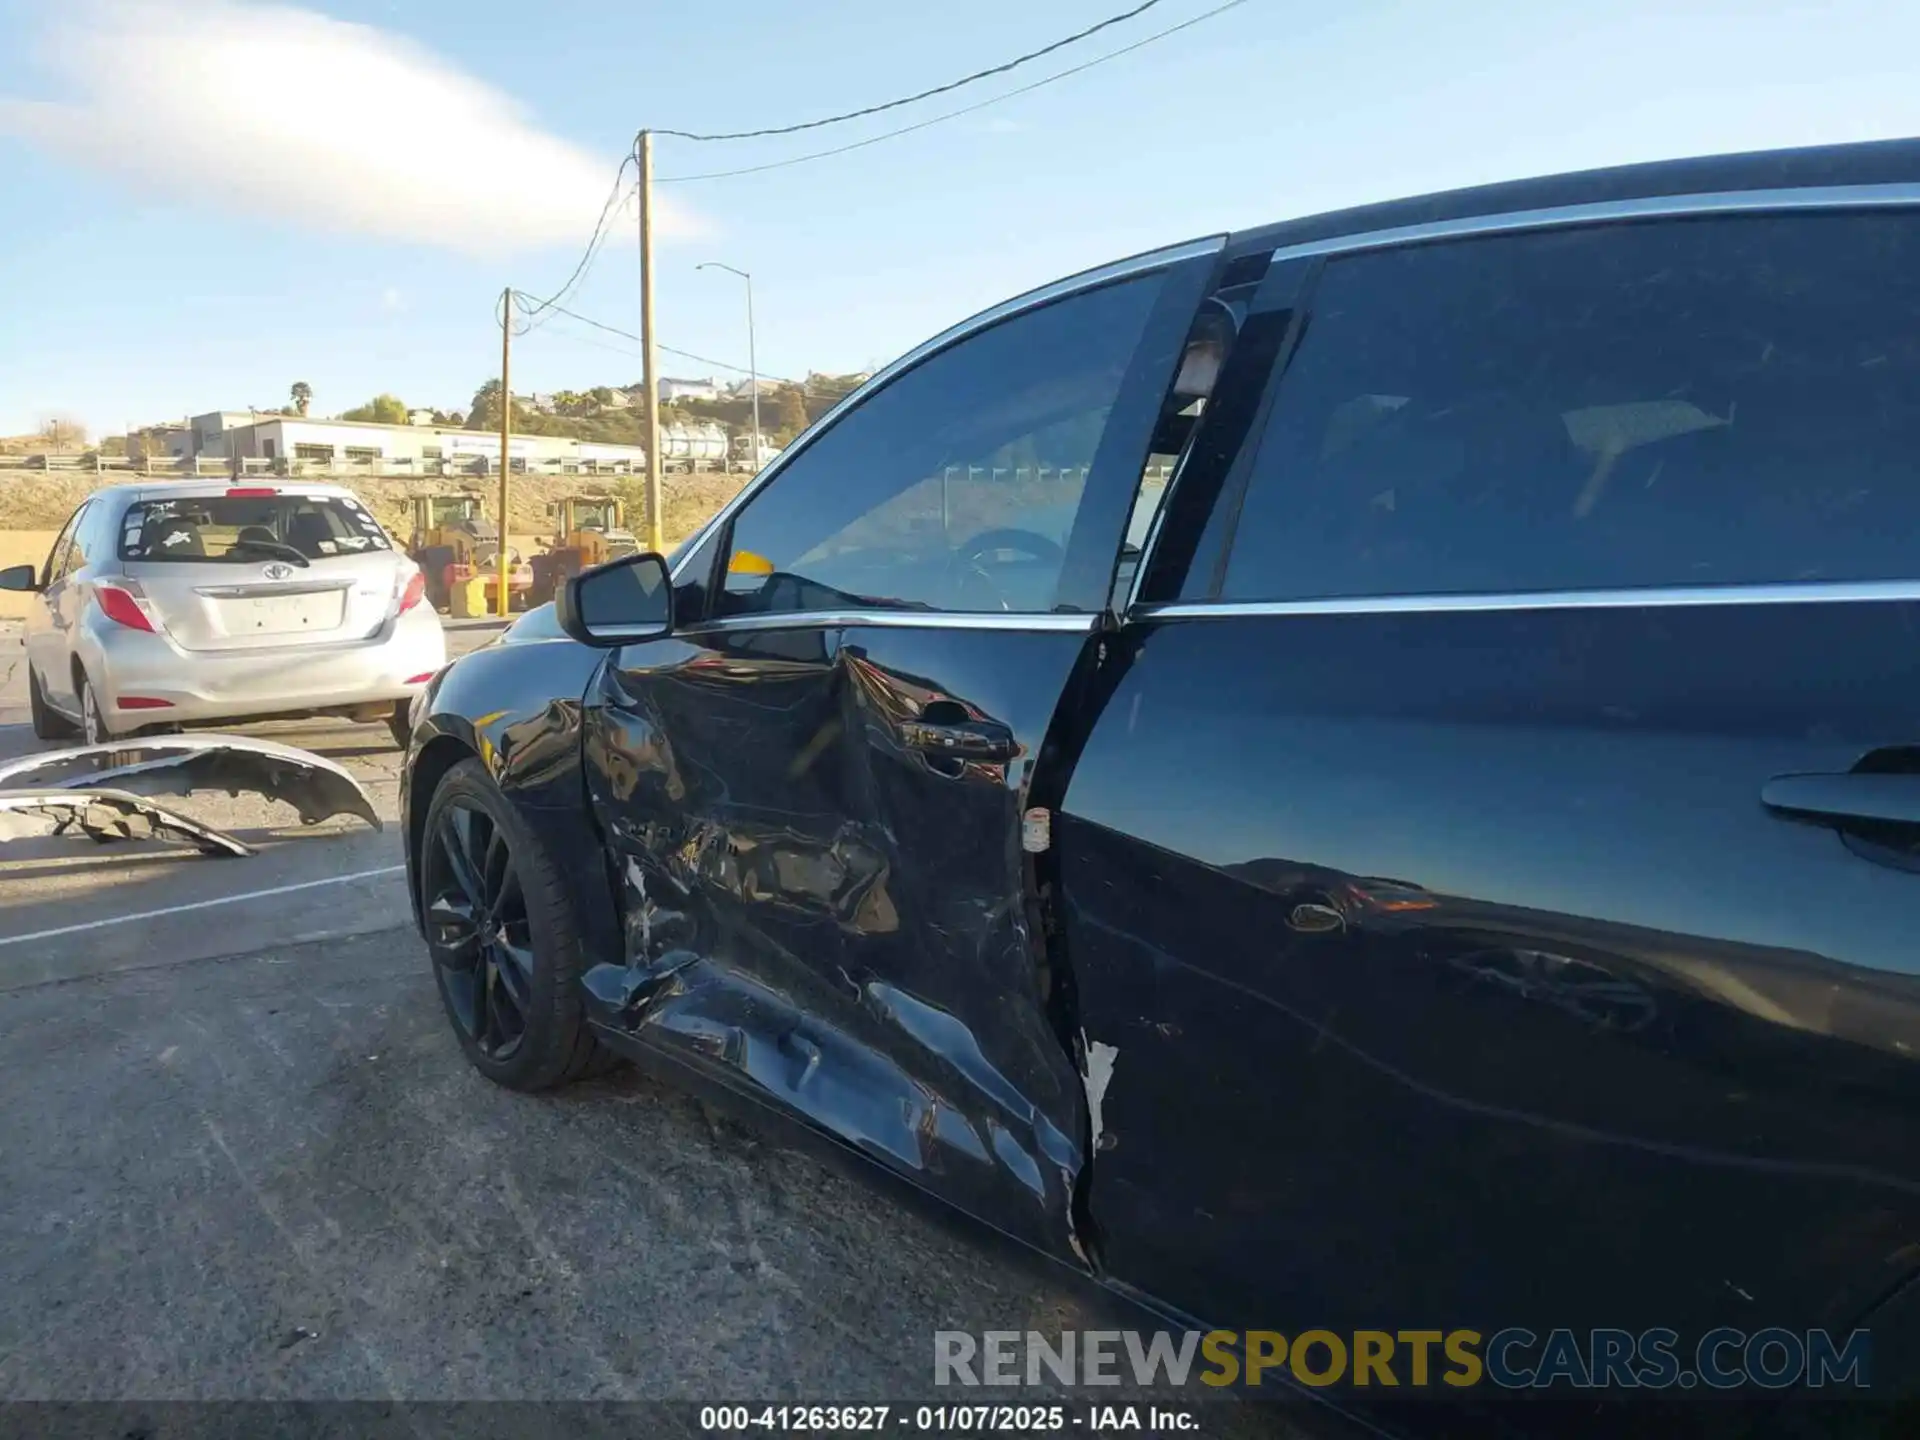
0 735 380 831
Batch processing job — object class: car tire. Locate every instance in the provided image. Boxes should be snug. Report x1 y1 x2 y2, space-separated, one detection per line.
28 665 79 742
419 759 617 1091
76 671 111 747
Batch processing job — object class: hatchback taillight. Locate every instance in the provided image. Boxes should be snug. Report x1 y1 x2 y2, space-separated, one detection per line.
400 572 426 613
95 583 156 633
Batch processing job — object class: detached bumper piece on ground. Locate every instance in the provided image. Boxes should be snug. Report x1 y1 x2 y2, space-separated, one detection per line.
0 788 254 858
0 733 380 858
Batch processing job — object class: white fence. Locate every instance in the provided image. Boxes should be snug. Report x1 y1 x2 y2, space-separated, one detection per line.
5 455 1177 484
0 452 740 479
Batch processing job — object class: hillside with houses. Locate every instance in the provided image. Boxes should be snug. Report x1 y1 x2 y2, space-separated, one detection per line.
470 369 871 452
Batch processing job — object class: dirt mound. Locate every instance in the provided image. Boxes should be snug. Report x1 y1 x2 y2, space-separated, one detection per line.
0 471 749 549
0 474 102 529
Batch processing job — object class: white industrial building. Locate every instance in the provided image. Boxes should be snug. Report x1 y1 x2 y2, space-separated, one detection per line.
658 376 721 403
130 411 734 474
154 412 650 474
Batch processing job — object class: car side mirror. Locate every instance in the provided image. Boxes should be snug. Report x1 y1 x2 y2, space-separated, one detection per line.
0 564 41 594
556 551 674 647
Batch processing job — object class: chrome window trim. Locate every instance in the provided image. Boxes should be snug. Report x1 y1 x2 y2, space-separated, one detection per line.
1124 182 1920 616
677 609 1098 638
1133 581 1920 622
1259 182 1920 266
668 233 1228 584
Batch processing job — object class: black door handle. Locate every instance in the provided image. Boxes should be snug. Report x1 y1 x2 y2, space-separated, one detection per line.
900 717 1016 762
1762 772 1920 828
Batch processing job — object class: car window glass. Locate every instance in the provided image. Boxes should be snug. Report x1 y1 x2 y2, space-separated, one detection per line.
720 275 1164 617
70 499 115 572
54 503 94 582
1115 445 1184 609
1114 299 1245 606
1220 212 1920 600
120 495 392 562
42 506 86 586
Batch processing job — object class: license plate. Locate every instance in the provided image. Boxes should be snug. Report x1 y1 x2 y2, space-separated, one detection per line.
225 592 344 634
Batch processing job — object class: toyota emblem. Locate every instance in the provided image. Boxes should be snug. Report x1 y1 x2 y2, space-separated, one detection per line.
264 563 295 581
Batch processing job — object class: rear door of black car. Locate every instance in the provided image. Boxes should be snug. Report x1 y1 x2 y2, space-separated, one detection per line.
581 242 1219 1260
1064 206 1920 1360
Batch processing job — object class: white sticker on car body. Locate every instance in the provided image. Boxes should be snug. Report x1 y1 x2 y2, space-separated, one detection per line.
1082 1036 1119 1153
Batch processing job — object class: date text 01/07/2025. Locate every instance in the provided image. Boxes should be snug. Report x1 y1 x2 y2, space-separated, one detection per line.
697 1404 1202 1432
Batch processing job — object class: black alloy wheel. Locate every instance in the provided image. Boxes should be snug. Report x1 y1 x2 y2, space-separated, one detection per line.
426 798 535 1062
419 760 614 1089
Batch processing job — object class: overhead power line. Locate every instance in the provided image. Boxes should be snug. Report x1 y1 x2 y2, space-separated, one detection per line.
653 0 1167 144
504 0 1251 465
515 156 637 329
524 319 652 365
512 1 1249 335
495 288 527 336
538 301 774 379
658 0 1250 183
532 305 866 398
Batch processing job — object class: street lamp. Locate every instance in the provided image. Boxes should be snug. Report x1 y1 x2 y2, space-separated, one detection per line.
696 261 761 472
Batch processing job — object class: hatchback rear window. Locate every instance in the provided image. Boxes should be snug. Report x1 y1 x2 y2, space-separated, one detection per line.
119 494 393 563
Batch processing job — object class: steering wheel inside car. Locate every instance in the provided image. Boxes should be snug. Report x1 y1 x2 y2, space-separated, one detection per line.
945 527 1067 611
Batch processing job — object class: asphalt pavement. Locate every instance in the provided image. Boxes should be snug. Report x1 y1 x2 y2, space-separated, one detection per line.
0 616 462 978
0 617 1303 1435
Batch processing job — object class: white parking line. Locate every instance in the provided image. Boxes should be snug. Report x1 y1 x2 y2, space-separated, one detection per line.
0 866 409 948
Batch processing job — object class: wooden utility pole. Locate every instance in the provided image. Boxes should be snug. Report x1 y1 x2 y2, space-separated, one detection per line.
497 285 512 617
637 130 664 552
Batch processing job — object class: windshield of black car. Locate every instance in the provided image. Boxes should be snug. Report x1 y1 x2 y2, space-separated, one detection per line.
119 495 394 563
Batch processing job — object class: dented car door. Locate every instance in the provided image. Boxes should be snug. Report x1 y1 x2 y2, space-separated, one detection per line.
1061 211 1920 1367
582 244 1217 1259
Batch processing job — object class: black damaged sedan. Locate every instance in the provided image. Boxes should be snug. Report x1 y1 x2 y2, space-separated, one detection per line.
403 140 1920 1430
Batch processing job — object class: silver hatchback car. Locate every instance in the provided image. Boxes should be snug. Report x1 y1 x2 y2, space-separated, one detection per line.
1 482 446 747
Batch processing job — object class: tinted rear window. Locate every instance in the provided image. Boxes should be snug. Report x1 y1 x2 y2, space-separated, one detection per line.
120 494 393 563
1218 211 1920 600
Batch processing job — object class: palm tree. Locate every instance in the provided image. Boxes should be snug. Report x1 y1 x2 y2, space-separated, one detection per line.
290 381 313 417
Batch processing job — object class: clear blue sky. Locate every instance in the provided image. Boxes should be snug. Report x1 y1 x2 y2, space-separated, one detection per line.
3 0 1918 437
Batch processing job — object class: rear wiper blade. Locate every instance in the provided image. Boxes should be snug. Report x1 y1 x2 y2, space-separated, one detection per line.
228 539 311 567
